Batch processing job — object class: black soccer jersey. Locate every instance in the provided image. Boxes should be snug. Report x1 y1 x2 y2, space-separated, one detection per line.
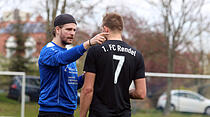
84 40 145 116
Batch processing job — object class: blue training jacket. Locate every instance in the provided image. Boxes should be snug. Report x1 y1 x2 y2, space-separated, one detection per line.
38 42 86 114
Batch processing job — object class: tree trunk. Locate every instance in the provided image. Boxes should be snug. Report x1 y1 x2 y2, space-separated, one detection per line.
163 44 174 115
61 0 67 14
45 0 60 43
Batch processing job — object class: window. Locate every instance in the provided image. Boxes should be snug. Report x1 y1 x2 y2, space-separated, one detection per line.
174 92 187 98
6 36 17 58
25 37 36 58
26 78 40 86
186 93 202 101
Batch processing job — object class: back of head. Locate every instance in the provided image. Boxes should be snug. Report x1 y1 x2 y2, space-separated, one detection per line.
102 12 123 32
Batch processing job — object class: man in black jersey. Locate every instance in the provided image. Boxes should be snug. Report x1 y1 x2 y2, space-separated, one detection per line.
80 12 146 117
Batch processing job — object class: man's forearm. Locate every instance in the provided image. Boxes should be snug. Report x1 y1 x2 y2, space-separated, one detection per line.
130 78 146 99
129 89 145 99
80 88 93 117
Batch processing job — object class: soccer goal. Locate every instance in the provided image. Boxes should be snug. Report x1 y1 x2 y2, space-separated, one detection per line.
0 71 26 117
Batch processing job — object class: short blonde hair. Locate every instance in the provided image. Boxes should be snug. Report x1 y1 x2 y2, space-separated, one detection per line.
102 12 123 31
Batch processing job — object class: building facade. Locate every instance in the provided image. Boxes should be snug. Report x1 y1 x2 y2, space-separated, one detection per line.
0 10 46 61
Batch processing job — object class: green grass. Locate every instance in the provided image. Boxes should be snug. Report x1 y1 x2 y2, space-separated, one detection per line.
0 93 39 117
131 109 209 117
0 93 209 117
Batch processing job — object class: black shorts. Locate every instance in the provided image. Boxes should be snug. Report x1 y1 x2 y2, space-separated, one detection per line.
88 109 131 117
38 111 74 117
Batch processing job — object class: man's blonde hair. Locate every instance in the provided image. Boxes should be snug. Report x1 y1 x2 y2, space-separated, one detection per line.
102 12 123 32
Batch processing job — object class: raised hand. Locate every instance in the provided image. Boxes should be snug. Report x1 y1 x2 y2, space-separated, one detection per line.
83 32 109 49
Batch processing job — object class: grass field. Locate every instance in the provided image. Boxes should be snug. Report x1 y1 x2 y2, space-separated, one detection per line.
0 93 39 117
0 93 209 117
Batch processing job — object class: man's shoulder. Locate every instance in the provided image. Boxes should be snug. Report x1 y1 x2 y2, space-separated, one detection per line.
88 44 102 52
44 42 58 49
124 42 142 55
40 42 60 55
116 41 142 57
121 42 137 51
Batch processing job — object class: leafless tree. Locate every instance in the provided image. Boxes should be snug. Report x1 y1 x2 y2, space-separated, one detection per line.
147 0 210 115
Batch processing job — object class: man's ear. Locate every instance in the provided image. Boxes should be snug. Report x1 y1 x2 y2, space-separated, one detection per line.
103 26 109 33
55 26 60 34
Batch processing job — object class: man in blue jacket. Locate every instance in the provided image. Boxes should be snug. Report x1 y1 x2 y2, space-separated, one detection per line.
38 14 108 117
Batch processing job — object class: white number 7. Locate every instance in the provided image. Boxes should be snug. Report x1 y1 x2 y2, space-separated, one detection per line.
113 55 125 84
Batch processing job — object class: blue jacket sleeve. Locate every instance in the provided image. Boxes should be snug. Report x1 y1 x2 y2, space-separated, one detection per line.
39 44 86 66
77 75 84 89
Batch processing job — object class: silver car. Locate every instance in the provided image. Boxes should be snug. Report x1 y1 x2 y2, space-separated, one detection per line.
157 89 210 115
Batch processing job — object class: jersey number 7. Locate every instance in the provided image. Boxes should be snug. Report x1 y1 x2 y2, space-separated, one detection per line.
113 55 125 84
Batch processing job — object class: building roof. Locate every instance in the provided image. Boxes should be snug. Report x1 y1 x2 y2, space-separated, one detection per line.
0 22 46 34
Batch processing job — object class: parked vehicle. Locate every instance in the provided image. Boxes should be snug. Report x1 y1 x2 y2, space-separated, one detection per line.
7 75 40 101
157 89 210 115
7 75 81 103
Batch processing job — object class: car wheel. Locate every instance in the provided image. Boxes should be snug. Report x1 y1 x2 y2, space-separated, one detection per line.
205 106 210 115
157 107 164 111
170 104 175 112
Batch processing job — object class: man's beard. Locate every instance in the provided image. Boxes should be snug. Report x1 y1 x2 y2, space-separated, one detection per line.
60 32 73 45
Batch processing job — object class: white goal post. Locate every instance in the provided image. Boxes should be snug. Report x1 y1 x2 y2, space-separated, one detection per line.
0 71 26 117
146 72 210 79
130 72 210 89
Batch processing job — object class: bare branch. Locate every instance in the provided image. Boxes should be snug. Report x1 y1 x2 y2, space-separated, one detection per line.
61 0 67 14
52 0 59 22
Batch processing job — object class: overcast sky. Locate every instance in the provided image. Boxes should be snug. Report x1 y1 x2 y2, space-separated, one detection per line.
1 0 210 52
1 0 209 24
0 0 157 21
